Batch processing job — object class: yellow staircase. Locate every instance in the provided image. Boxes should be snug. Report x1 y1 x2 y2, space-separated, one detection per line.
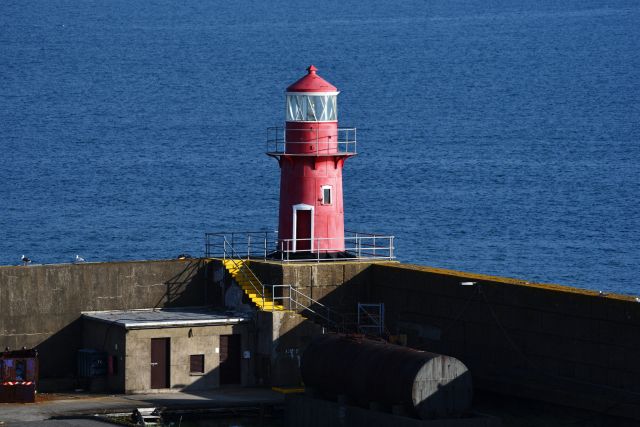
223 259 284 311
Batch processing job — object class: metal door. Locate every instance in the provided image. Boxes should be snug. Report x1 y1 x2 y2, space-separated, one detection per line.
295 209 312 252
219 334 241 385
150 338 170 389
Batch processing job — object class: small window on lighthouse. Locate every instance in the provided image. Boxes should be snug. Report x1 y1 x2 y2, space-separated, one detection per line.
321 185 332 205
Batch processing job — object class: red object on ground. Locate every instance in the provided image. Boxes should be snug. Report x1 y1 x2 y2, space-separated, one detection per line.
0 348 38 403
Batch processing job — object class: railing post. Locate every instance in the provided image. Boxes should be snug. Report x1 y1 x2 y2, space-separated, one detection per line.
247 235 251 260
373 235 377 258
390 236 394 259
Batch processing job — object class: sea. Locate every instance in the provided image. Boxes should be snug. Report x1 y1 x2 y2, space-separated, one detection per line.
1 0 639 295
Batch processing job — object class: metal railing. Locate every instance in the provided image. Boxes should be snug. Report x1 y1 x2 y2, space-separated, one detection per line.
271 284 344 330
266 126 357 155
279 232 395 262
218 237 267 309
205 231 395 262
205 231 278 259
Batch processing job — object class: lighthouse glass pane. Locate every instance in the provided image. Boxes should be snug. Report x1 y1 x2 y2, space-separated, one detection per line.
286 95 337 122
326 96 337 121
286 95 304 121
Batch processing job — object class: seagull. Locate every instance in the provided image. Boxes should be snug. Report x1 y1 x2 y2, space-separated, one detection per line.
75 255 86 263
21 255 31 265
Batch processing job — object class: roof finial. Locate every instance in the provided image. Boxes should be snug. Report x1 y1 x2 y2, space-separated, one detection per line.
307 65 318 74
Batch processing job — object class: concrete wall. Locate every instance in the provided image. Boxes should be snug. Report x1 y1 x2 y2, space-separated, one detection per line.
256 311 323 386
251 260 640 421
5 255 639 419
249 260 373 314
248 261 374 386
125 323 255 393
369 263 640 421
82 319 126 392
0 259 212 385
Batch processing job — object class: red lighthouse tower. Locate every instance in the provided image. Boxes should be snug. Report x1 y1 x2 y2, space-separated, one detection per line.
268 66 356 256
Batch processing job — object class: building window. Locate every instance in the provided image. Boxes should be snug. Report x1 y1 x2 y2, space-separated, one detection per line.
321 186 332 205
190 354 204 374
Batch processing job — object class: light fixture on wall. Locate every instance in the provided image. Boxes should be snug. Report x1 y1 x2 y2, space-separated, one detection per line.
460 281 476 286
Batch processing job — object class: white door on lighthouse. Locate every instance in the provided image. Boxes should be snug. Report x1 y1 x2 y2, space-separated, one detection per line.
292 204 314 253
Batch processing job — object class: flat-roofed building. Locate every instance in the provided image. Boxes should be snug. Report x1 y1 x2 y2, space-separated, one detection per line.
81 308 255 393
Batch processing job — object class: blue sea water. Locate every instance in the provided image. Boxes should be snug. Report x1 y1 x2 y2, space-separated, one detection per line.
1 0 639 294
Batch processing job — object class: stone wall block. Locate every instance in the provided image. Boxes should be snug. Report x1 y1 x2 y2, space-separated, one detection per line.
605 298 640 325
540 311 598 341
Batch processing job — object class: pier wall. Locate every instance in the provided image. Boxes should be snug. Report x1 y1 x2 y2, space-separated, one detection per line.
0 259 212 388
371 264 640 421
250 261 640 421
2 257 639 419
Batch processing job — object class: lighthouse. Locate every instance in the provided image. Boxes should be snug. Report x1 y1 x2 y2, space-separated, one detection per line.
267 66 356 256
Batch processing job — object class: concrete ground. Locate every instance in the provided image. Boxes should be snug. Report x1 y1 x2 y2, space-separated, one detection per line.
0 388 284 425
2 389 635 427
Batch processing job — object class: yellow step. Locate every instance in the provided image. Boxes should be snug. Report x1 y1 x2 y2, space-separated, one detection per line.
251 297 276 304
255 304 285 310
247 294 272 300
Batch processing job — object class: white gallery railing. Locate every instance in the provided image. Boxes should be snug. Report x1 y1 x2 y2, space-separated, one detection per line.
204 231 395 262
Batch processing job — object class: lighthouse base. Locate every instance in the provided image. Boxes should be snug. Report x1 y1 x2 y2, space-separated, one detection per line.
267 251 356 261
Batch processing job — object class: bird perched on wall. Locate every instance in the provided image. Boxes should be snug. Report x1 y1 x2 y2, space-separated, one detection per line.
21 255 31 265
74 255 86 263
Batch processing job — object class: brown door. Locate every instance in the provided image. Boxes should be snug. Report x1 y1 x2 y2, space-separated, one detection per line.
150 338 170 389
295 209 311 252
219 334 241 385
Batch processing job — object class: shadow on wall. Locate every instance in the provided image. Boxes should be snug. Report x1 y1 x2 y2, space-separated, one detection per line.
152 259 215 308
33 259 213 390
366 263 640 424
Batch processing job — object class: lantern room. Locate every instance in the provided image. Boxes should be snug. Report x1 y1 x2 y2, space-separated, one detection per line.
285 65 338 122
267 66 357 256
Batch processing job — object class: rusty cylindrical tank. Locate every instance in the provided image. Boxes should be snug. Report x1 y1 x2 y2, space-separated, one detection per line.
300 334 472 419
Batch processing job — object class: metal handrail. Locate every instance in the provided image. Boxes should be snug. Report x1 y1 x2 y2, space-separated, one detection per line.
220 238 266 309
271 284 345 330
266 126 357 156
209 234 357 331
205 231 394 263
205 231 278 259
278 235 395 262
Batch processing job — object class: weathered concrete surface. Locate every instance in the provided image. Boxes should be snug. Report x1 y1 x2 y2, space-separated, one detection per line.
0 388 284 423
81 320 126 392
5 256 640 421
249 260 377 313
256 310 322 387
123 323 255 393
369 263 640 422
285 394 501 427
253 260 640 422
0 259 212 385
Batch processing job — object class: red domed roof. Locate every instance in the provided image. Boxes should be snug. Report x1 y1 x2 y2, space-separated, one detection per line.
286 65 338 93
